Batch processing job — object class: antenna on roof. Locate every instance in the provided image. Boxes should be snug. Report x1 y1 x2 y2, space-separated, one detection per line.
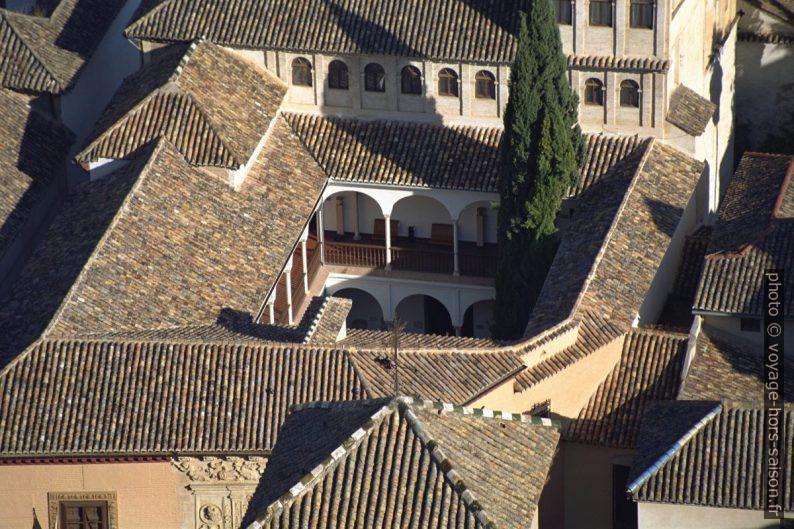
390 318 405 395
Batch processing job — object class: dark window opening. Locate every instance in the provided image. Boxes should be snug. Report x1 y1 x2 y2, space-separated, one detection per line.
612 465 638 529
475 70 496 99
291 57 313 87
61 502 108 529
328 60 349 90
741 318 761 332
555 0 573 24
364 63 386 92
630 0 654 29
585 78 604 106
620 80 640 107
590 0 613 26
401 65 422 95
438 68 459 97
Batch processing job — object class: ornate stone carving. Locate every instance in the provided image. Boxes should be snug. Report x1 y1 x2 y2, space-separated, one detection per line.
47 491 119 529
172 456 267 482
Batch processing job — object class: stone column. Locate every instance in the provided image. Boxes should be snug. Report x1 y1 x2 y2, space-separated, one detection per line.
384 214 392 270
317 207 325 265
353 192 361 240
285 256 294 325
452 220 460 276
301 239 309 293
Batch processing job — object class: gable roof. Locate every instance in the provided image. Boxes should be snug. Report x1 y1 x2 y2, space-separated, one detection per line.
526 141 704 336
680 327 794 401
666 85 716 137
77 40 287 168
127 0 532 64
694 153 794 317
245 397 560 529
0 340 534 458
629 400 794 512
565 329 688 448
0 89 73 259
0 125 327 362
0 0 125 94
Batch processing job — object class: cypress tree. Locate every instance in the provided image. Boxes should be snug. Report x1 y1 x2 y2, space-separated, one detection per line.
492 0 585 339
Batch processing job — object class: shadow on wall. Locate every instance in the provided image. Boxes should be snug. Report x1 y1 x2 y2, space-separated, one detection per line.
53 0 126 58
735 8 794 156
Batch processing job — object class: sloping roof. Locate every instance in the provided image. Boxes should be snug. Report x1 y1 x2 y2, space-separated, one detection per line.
0 340 365 457
746 0 794 26
680 328 794 401
77 40 287 168
0 0 125 93
0 340 538 458
666 85 716 136
339 328 501 349
245 397 560 529
527 140 703 336
283 112 503 192
694 153 794 317
351 349 524 404
0 125 327 361
565 329 688 448
0 89 73 258
514 314 625 392
127 0 533 64
287 113 649 194
629 401 794 512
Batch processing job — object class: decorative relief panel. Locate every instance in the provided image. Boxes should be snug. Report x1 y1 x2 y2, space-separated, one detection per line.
172 457 266 529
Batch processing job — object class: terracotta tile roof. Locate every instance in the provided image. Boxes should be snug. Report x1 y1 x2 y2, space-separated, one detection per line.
0 0 125 93
127 0 533 64
526 140 702 336
629 400 794 512
339 328 502 349
666 85 717 136
305 297 352 344
680 328 794 401
0 341 538 457
567 54 669 72
0 125 328 361
565 329 688 448
0 89 73 258
245 397 560 529
746 0 794 25
351 349 524 404
286 112 650 195
514 314 625 392
0 339 365 457
739 30 794 44
694 153 794 317
77 41 287 168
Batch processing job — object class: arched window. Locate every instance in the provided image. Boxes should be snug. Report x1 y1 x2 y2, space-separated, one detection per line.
328 60 349 90
364 63 386 92
620 80 640 108
291 57 312 87
438 68 459 97
475 70 496 99
584 78 604 106
401 65 422 95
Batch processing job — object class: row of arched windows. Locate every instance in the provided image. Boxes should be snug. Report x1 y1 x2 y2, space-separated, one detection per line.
584 78 641 108
290 57 497 99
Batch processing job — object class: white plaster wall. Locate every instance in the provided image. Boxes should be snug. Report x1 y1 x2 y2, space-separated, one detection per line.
333 288 384 330
638 502 793 528
60 0 143 141
701 316 794 356
391 196 452 239
471 300 494 338
458 201 497 244
395 294 427 333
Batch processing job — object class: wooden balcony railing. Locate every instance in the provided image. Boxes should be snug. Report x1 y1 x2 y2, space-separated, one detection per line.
324 240 495 278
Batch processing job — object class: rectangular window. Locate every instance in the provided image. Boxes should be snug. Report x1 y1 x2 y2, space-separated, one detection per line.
630 0 654 29
589 0 613 26
741 317 761 332
612 465 638 529
61 502 108 529
554 0 573 25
